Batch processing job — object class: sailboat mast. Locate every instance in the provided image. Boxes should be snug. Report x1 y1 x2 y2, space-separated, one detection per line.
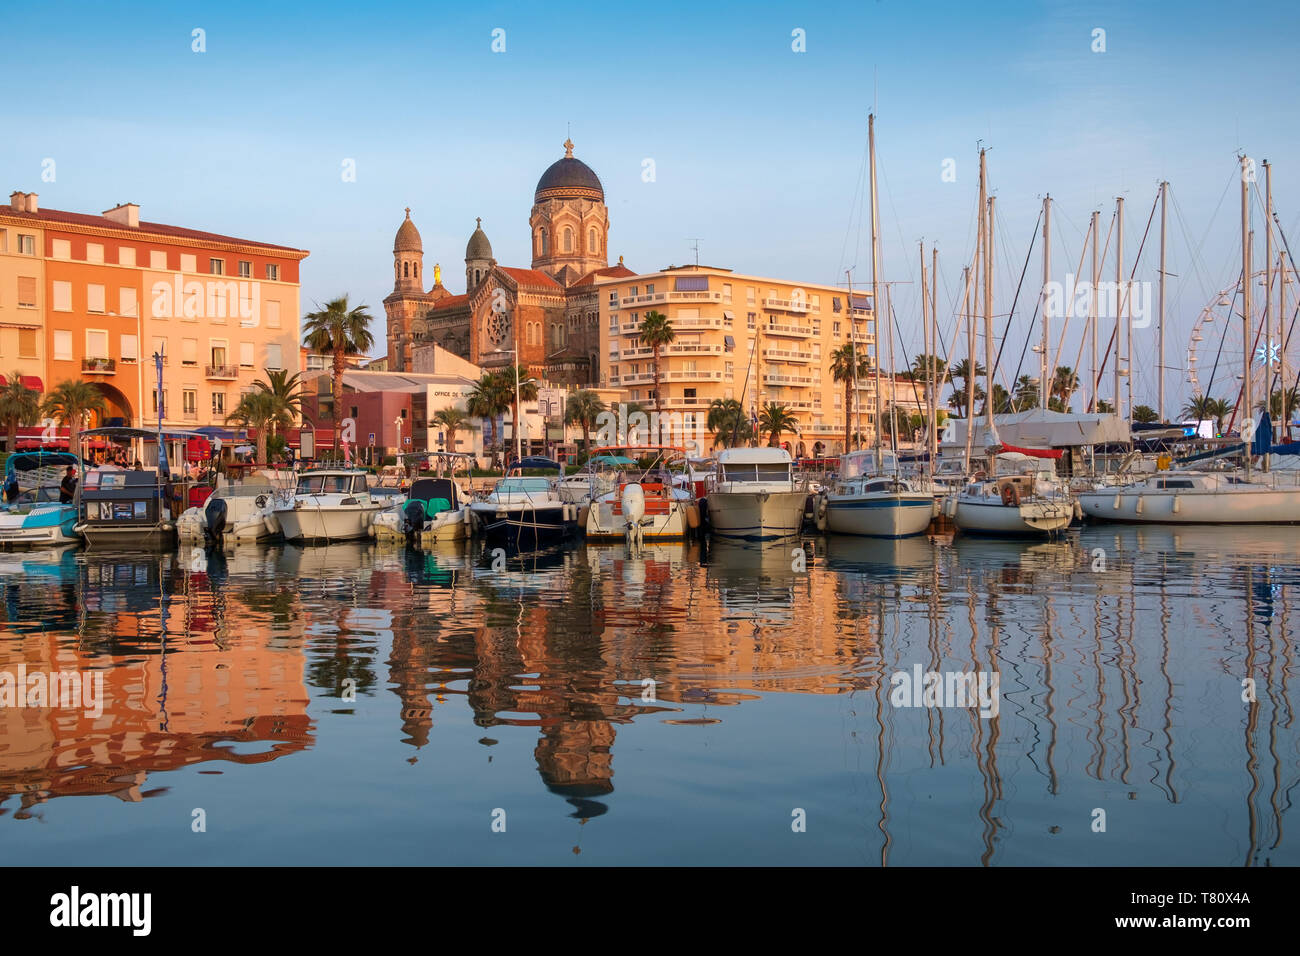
1090 210 1100 415
1041 194 1051 411
1241 154 1253 478
1159 181 1168 422
1114 197 1124 419
985 194 996 438
930 246 939 475
920 241 929 466
962 266 975 470
846 268 858 452
1265 160 1274 437
869 113 883 462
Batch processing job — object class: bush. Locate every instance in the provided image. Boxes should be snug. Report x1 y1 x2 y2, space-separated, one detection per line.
381 455 397 466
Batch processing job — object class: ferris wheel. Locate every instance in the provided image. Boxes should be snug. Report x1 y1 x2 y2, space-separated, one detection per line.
1186 262 1299 402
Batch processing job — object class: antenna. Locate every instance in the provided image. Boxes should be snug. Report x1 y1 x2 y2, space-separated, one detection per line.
687 238 701 266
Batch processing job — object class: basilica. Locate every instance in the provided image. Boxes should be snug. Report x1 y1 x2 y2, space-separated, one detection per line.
383 139 634 387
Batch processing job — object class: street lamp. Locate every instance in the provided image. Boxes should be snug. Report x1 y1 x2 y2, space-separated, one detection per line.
393 415 403 458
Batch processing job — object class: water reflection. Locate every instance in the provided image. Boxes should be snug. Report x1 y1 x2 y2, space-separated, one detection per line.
1 527 1297 865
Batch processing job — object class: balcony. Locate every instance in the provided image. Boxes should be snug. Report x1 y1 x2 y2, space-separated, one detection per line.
763 372 814 386
205 364 238 380
81 357 116 374
182 410 199 422
764 348 815 362
763 296 811 313
670 316 724 330
763 322 813 337
620 343 725 359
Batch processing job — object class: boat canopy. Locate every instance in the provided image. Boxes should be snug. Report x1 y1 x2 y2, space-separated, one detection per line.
715 447 793 465
839 449 899 478
944 410 1130 450
79 427 209 442
5 450 79 475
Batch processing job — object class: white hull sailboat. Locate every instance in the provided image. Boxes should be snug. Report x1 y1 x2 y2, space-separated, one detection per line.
822 452 935 538
1078 470 1300 524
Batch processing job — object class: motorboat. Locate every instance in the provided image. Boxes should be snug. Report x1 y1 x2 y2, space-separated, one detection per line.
584 447 702 544
818 448 935 538
469 458 579 550
705 447 808 540
178 478 282 546
0 451 81 547
1077 469 1300 524
943 453 1073 537
273 468 382 543
373 475 472 544
73 426 208 549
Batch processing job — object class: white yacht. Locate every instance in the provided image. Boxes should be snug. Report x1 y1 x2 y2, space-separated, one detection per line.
705 447 808 540
584 447 702 543
1077 469 1300 524
820 449 935 538
944 453 1073 537
274 469 381 544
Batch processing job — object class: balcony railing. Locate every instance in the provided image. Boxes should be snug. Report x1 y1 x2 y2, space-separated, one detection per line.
619 343 725 359
763 296 811 313
764 348 815 362
763 372 815 385
205 364 238 380
81 357 116 374
182 410 199 421
763 323 813 337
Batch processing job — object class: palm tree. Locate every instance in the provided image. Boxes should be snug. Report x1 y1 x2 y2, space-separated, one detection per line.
637 310 675 407
1256 385 1300 421
467 372 512 465
707 397 753 447
226 390 277 464
564 390 606 453
990 383 1013 414
948 382 986 417
0 372 41 453
757 402 799 447
1132 404 1159 424
1013 375 1040 410
1096 399 1116 414
1207 397 1232 437
254 369 304 438
830 342 872 450
909 353 949 385
302 295 375 450
1051 366 1078 410
431 405 473 453
503 365 539 461
949 357 986 409
40 380 107 455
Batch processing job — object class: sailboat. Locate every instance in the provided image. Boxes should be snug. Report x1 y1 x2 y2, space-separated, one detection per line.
946 149 1073 537
821 114 935 539
1078 157 1300 525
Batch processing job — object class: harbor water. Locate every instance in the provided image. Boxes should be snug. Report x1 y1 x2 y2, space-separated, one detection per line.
1 525 1296 865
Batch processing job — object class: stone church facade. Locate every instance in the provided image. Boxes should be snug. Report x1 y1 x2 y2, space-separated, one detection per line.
383 139 634 388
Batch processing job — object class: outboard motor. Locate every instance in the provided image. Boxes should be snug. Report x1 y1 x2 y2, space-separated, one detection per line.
402 499 427 541
203 496 228 546
621 483 646 549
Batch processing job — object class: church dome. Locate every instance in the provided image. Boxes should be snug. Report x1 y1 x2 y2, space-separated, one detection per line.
394 208 422 252
465 218 493 260
535 139 604 202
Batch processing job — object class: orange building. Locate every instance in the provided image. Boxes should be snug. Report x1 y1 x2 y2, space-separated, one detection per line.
0 191 308 439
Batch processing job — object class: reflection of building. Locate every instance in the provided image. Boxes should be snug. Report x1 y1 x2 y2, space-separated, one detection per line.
0 190 307 438
0 555 312 809
383 140 634 387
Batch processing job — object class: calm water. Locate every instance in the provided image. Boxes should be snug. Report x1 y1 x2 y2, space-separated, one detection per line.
1 526 1296 866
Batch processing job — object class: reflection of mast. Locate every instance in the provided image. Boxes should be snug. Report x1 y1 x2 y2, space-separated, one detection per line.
1157 553 1179 802
1243 561 1261 864
873 597 891 866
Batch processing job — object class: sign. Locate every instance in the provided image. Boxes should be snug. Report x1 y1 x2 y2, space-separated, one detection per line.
368 432 376 446
404 437 412 445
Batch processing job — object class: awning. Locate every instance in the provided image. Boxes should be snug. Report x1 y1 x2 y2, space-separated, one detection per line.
19 376 42 392
194 426 241 441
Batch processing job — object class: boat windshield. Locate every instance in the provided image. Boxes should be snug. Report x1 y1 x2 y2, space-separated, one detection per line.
297 475 353 495
840 451 895 479
721 463 792 482
495 477 551 495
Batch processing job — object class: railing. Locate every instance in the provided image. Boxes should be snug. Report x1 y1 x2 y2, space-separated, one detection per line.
81 357 116 374
764 348 815 362
763 372 814 385
763 323 813 336
182 410 199 421
763 296 811 313
205 364 238 379
670 316 724 329
665 370 724 381
619 343 725 359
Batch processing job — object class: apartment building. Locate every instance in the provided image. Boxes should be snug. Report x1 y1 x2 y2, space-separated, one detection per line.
596 265 878 454
0 191 308 435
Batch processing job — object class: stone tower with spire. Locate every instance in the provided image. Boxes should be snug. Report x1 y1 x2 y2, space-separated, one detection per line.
393 208 424 293
529 138 609 285
465 218 494 292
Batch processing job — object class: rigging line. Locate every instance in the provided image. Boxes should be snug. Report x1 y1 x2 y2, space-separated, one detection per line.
1168 184 1216 311
1050 211 1099 382
991 206 1042 394
1093 192 1159 409
1084 212 1116 411
836 134 871 289
1202 276 1238 406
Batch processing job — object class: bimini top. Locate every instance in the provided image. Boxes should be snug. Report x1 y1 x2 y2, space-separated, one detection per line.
716 447 793 465
5 450 79 474
510 456 563 473
79 427 209 442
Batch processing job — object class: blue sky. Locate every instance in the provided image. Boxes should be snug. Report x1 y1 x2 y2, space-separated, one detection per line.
6 0 1298 411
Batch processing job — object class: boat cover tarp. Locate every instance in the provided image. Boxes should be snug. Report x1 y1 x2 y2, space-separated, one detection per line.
945 410 1130 450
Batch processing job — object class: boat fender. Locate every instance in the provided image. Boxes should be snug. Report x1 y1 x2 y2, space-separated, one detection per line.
1112 494 1121 510
255 494 268 509
1135 496 1144 515
1000 483 1021 507
1073 499 1083 521
1172 496 1180 514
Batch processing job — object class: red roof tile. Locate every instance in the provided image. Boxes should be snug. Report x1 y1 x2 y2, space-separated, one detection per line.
571 263 636 287
499 266 562 290
428 293 470 312
1 205 307 254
